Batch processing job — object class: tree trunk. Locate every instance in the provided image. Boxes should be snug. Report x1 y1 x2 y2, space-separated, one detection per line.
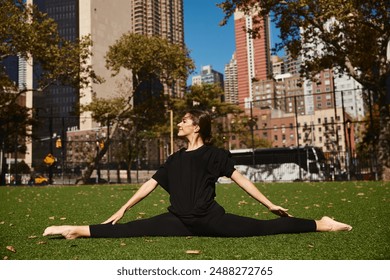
116 163 121 184
378 103 390 181
77 120 121 184
77 138 111 184
126 164 132 184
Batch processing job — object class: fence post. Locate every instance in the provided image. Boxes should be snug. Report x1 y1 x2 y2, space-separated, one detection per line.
294 96 302 180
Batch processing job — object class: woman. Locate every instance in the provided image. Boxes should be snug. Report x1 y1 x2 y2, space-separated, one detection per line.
43 109 352 239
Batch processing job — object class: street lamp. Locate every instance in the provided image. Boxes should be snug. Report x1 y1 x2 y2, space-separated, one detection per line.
248 100 256 166
346 120 353 178
168 110 173 155
95 128 102 184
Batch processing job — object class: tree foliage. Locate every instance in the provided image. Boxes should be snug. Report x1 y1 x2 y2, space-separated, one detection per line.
105 33 194 90
1 0 98 138
80 33 195 183
0 0 98 184
169 83 269 148
169 83 271 149
218 0 389 91
218 0 390 178
1 0 98 97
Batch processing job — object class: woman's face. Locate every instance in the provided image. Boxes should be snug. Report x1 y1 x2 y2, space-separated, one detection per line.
177 113 198 137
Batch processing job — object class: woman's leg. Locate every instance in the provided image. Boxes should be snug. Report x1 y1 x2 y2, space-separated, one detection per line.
43 212 193 239
89 212 193 238
202 210 351 237
211 214 317 237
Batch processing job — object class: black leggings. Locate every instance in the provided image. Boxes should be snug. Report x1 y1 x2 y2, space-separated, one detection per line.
89 204 317 238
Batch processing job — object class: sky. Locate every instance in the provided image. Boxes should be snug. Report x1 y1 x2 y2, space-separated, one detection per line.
183 0 281 82
183 0 235 78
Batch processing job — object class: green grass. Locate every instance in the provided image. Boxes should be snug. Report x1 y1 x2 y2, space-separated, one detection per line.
0 181 389 260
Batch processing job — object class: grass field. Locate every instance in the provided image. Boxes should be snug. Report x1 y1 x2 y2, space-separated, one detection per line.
0 181 389 260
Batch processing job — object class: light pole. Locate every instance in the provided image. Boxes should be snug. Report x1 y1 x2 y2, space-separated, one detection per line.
248 100 256 166
294 95 302 181
346 120 353 178
95 128 101 184
168 110 174 155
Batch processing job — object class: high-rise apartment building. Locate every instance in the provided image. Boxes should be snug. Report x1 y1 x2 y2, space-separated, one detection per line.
31 0 81 167
334 74 365 120
131 0 184 45
27 0 184 171
78 0 132 130
234 7 271 107
224 53 239 104
191 65 224 89
271 55 284 76
31 0 184 132
284 51 301 76
130 0 184 99
32 0 79 115
27 0 132 169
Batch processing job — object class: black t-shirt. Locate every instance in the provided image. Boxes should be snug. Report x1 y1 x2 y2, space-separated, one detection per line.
152 145 236 217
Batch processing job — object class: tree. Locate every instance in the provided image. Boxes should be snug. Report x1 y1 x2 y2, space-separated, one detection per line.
169 83 269 149
356 103 381 154
79 33 195 183
0 0 98 185
218 0 390 179
1 0 98 99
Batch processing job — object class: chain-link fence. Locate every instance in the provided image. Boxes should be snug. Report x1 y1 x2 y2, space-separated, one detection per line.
229 147 378 182
8 146 377 185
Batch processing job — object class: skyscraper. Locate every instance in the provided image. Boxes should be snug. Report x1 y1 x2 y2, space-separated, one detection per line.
224 53 239 104
131 0 184 46
78 0 132 130
234 8 271 107
31 0 184 133
27 0 184 170
129 0 184 98
32 0 81 167
191 65 224 89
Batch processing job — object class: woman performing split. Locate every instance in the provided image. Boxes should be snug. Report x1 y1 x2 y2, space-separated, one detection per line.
43 109 352 239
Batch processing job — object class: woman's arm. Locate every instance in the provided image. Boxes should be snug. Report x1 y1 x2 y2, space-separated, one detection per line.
230 170 291 217
102 178 159 224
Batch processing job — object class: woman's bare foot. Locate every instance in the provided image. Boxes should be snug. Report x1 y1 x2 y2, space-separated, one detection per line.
316 216 352 232
43 225 90 239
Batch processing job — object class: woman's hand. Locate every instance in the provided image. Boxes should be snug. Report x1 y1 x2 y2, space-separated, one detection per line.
100 179 159 225
102 207 126 225
269 205 292 217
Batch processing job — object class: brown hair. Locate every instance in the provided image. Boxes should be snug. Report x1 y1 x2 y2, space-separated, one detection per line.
187 109 213 145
